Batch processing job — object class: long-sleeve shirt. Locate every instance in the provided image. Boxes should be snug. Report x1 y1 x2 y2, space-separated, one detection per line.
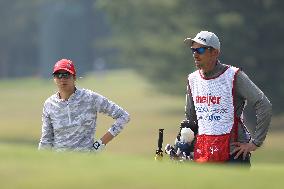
185 62 272 149
38 88 130 151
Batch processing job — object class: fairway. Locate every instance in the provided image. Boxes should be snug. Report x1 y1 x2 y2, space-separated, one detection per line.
0 69 283 189
0 143 283 189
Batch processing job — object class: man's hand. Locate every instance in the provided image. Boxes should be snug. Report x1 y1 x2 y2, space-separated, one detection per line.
93 139 106 153
231 142 258 160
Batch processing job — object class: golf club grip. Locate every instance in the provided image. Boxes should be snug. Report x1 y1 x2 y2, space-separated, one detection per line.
158 129 164 149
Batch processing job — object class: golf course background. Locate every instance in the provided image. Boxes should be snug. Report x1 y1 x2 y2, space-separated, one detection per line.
0 69 283 188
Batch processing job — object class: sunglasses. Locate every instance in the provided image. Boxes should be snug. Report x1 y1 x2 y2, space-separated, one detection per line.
53 72 71 79
191 47 211 55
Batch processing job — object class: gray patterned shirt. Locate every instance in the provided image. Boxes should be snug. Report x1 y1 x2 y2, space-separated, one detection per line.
38 88 130 151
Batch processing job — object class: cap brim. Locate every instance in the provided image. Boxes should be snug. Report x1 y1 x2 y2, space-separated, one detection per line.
184 38 193 45
184 37 207 46
53 68 75 75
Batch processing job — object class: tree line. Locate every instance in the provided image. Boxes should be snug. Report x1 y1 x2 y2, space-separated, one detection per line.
96 0 284 114
0 0 283 114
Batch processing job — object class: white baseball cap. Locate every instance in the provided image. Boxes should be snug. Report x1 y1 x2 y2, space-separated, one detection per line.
184 31 220 50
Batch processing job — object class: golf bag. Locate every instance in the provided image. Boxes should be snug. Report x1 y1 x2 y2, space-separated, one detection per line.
165 120 198 161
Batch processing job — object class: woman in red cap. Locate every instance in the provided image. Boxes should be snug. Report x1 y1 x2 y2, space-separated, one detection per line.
39 59 130 152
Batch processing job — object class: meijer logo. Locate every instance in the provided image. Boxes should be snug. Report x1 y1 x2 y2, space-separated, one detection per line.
196 94 221 106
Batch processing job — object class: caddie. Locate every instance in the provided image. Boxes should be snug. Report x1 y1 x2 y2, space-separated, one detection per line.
182 31 272 165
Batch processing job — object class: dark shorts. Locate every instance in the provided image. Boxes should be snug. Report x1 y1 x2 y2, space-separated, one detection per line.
227 152 251 167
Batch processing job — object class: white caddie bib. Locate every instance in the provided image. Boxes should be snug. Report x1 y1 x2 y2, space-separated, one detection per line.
188 66 239 135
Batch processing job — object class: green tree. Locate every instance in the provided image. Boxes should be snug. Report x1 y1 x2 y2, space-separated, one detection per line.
96 0 283 114
0 0 39 77
96 0 202 93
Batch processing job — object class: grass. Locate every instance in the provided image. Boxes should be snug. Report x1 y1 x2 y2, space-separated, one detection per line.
0 143 283 189
0 69 283 189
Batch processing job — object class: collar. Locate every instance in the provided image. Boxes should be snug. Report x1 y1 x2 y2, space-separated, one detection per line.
56 87 78 102
201 60 223 78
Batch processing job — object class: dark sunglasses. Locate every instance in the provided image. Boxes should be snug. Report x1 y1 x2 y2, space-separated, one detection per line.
191 47 211 55
53 72 71 79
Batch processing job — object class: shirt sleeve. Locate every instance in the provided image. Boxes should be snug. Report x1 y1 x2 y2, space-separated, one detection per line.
236 71 272 147
38 103 54 150
95 95 130 137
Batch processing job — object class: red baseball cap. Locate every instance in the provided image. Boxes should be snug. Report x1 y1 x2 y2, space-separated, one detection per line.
53 59 76 75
